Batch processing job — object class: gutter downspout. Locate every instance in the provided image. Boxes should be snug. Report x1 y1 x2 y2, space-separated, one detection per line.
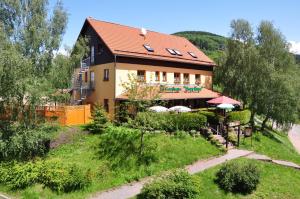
114 54 117 117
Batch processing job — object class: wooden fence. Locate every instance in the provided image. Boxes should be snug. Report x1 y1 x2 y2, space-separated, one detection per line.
36 104 91 126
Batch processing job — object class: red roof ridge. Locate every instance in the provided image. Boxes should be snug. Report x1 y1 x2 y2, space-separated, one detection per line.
87 17 188 41
85 17 215 66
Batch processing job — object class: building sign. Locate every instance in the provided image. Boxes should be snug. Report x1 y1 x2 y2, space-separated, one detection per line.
160 85 203 93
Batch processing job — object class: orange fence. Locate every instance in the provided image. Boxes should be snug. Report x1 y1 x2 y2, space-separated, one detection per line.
36 105 91 126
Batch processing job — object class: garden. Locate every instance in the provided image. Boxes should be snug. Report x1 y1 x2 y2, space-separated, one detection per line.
0 105 227 198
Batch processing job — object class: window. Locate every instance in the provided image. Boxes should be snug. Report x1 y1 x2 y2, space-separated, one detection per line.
90 71 95 89
183 73 190 84
162 72 167 82
98 44 104 55
174 73 180 84
91 46 95 64
104 99 109 113
103 69 109 81
137 70 146 82
84 71 88 82
188 52 197 58
195 74 201 85
155 71 160 81
173 49 182 56
143 44 154 52
166 48 176 55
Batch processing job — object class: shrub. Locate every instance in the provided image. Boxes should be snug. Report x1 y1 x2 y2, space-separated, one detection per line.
173 113 207 131
227 110 251 125
131 112 207 132
138 170 200 199
40 160 92 193
5 161 42 189
228 131 237 145
99 126 157 167
0 126 52 161
0 160 91 192
216 161 260 194
199 111 221 124
86 104 109 134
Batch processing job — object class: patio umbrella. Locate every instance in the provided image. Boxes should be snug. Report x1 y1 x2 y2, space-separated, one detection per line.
207 96 241 105
217 103 235 109
149 106 168 113
169 106 191 113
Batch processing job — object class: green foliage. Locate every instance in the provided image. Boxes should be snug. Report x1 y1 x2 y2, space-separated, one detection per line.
216 161 260 194
138 169 200 199
228 131 237 145
215 19 300 129
0 160 91 192
174 31 227 61
199 111 224 125
0 124 54 161
131 112 207 132
40 160 92 193
5 161 42 189
86 105 109 134
99 126 157 167
227 109 251 125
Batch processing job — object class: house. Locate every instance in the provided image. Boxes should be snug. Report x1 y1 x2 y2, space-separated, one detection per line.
72 17 219 116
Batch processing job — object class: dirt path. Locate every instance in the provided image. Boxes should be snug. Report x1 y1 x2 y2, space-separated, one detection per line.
288 125 300 154
89 149 254 199
50 126 88 149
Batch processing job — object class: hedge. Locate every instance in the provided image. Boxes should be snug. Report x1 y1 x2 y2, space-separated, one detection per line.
227 110 251 125
132 112 207 132
199 111 224 125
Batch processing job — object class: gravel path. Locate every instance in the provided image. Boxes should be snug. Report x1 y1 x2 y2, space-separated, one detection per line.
90 149 254 199
288 125 300 154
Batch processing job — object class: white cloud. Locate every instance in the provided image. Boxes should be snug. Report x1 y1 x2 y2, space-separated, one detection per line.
289 41 300 55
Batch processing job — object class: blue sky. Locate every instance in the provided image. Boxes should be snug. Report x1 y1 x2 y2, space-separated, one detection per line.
49 0 300 53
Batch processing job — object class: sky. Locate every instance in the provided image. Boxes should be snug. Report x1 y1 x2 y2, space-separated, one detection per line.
49 0 300 54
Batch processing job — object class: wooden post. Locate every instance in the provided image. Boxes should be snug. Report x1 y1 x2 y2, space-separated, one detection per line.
226 125 229 149
237 125 240 147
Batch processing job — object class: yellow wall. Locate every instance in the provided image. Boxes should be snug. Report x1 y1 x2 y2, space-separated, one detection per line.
84 63 116 116
115 63 213 97
73 61 213 118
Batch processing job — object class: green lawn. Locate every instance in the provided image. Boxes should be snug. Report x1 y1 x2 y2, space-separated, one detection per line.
195 158 300 199
239 129 300 165
0 130 223 199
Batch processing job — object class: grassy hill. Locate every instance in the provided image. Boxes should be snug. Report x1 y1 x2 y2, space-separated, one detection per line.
173 31 227 61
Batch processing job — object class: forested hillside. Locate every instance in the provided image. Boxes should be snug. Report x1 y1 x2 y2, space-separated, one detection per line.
173 31 227 61
174 31 300 65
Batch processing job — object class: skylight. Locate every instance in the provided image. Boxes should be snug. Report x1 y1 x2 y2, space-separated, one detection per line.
166 48 176 55
173 49 182 56
188 52 197 58
143 44 154 52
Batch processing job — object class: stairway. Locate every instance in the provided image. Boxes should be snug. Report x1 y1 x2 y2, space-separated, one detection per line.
213 134 234 149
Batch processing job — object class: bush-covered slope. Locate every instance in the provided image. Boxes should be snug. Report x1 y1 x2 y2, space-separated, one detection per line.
173 31 227 61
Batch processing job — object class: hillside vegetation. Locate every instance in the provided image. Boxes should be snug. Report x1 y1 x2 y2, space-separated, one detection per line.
173 31 227 61
174 31 300 65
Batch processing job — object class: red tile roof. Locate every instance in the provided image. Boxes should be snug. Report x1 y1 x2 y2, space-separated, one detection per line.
116 87 220 100
86 18 216 66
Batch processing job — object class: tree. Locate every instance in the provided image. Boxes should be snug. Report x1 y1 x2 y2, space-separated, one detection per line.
215 19 300 130
0 0 68 126
119 73 161 118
